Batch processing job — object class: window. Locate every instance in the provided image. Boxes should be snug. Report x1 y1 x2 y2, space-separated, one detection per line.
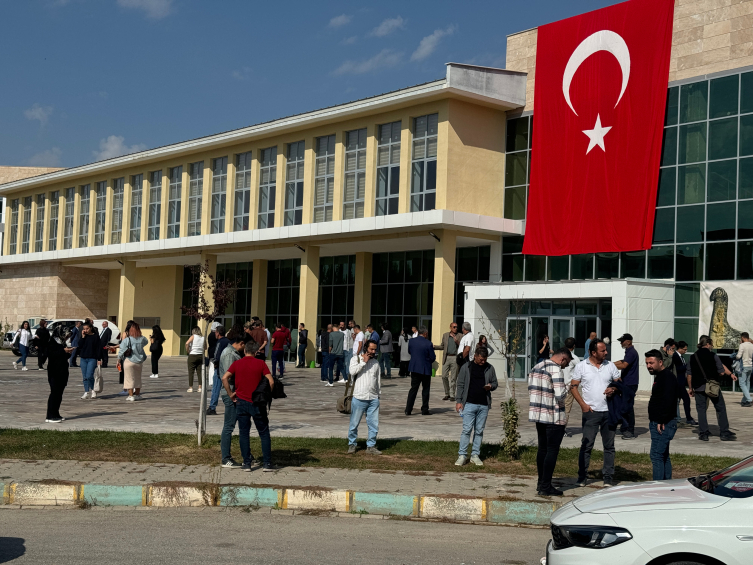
63 188 74 249
344 128 367 219
168 166 182 238
318 255 356 330
94 181 107 246
411 114 438 212
111 178 124 244
215 262 254 329
188 161 203 237
376 121 400 216
20 196 32 253
266 259 301 354
78 186 90 248
258 147 277 229
48 191 59 251
454 246 491 325
504 116 531 220
314 135 335 223
130 174 143 242
234 152 252 231
285 141 305 226
34 194 45 252
8 199 18 255
211 157 227 234
148 171 161 240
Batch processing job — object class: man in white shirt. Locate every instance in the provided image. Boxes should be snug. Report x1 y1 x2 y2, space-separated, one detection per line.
347 340 381 455
562 337 581 437
570 338 621 487
458 322 475 369
736 332 753 407
351 325 364 358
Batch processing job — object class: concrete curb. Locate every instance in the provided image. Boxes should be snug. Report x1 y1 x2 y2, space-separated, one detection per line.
0 480 562 525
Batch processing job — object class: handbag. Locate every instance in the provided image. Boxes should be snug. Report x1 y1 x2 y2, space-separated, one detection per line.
122 337 133 359
337 365 361 414
693 353 720 398
93 366 104 393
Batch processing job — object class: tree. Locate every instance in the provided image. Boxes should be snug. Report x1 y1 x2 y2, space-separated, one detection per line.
180 261 238 445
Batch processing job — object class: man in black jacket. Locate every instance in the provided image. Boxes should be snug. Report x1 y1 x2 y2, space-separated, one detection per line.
34 320 50 370
99 321 112 368
645 349 681 480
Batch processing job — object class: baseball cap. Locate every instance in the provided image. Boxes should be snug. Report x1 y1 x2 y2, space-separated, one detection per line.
617 333 633 342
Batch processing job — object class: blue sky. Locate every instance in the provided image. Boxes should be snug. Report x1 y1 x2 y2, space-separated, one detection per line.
1 0 618 169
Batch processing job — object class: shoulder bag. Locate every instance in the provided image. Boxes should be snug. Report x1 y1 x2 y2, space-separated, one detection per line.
337 363 362 414
692 353 720 398
122 337 133 359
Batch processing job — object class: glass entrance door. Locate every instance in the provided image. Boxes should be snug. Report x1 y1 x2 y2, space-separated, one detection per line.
506 317 527 380
574 317 598 359
551 317 573 352
530 316 549 366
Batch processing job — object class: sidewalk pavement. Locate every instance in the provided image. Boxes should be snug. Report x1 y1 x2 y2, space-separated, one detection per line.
1 351 751 457
0 457 597 524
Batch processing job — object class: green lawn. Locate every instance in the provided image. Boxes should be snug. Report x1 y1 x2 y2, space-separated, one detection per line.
0 428 739 482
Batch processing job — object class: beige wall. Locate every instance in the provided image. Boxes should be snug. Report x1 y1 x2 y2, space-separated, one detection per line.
506 0 753 112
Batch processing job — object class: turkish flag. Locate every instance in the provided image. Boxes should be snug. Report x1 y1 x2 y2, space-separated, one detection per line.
523 0 675 256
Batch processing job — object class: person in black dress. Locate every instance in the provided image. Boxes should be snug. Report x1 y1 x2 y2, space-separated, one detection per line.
149 325 166 378
46 325 73 423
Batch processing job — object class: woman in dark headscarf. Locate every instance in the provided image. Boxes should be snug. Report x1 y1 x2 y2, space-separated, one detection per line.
46 325 73 423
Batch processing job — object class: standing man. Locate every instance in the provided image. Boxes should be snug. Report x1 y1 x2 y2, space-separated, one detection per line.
262 322 271 360
411 326 418 339
69 321 82 368
570 339 621 487
34 319 50 371
207 325 229 416
673 341 697 425
249 322 267 359
584 331 597 359
328 324 345 385
735 332 753 407
98 321 112 369
342 320 355 380
527 347 572 496
687 335 737 442
645 349 681 480
455 346 498 467
351 324 364 360
368 324 379 347
562 337 581 437
660 339 678 377
405 326 436 416
219 336 245 468
379 323 393 379
458 322 474 370
270 323 287 379
614 333 640 440
297 323 308 368
347 340 382 454
320 325 331 385
435 322 461 402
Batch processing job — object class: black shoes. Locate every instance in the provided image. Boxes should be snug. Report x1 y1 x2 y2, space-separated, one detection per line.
621 431 635 440
721 433 737 441
422 411 433 416
537 487 563 496
206 409 217 415
442 396 450 401
404 410 411 416
699 433 710 441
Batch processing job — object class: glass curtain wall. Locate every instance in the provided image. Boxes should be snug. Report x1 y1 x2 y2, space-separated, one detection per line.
454 246 491 325
318 255 356 331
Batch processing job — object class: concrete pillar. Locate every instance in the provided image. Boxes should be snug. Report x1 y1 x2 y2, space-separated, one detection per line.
87 183 96 246
118 260 137 329
362 124 377 218
489 236 502 283
159 168 169 239
71 187 81 248
140 174 150 243
431 230 456 346
353 252 372 327
398 111 413 214
251 259 268 321
332 130 345 221
298 245 320 363
168 266 184 356
225 154 236 232
274 146 286 228
201 157 212 236
302 135 315 225
179 163 190 238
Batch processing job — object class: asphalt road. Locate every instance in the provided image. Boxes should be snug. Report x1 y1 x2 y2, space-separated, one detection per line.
0 508 550 564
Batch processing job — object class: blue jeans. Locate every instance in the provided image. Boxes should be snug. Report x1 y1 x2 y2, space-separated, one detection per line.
297 343 307 367
80 357 98 392
329 355 344 382
209 367 222 410
649 420 677 480
320 352 330 382
378 351 392 377
740 367 752 403
271 350 285 377
343 350 352 379
348 398 379 447
220 392 238 463
236 399 271 466
458 403 490 456
18 344 28 367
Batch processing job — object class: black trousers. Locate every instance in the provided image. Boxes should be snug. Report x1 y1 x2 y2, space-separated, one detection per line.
399 361 409 377
151 350 162 374
679 386 692 420
46 370 69 420
38 348 48 369
620 384 639 434
101 349 109 368
406 372 431 414
535 422 566 491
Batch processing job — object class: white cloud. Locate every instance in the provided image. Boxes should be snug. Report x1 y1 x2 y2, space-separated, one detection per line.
93 135 147 161
329 14 352 28
369 16 405 37
117 0 173 20
341 36 358 45
232 67 252 81
27 147 62 167
411 25 457 62
24 104 53 127
333 49 403 76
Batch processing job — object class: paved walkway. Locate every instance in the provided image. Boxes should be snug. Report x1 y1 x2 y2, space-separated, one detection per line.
1 350 751 457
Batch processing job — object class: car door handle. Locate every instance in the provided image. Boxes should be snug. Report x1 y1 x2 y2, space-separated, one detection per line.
737 536 753 541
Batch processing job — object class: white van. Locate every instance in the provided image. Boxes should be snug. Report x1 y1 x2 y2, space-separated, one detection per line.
11 319 122 357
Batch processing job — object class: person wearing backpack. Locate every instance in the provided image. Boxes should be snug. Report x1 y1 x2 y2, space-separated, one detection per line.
347 340 381 455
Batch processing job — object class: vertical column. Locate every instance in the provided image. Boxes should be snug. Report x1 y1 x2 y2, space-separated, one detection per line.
301 135 315 225
298 245 320 363
168 265 184 356
332 130 345 221
179 162 190 237
435 102 450 211
489 236 502 283
87 183 96 246
225 152 236 233
398 111 413 214
140 174 149 243
249 150 261 230
104 179 113 244
122 174 133 241
29 195 38 252
41 193 50 252
431 230 456 346
56 188 66 249
118 260 137 330
72 187 81 247
159 168 169 239
274 145 286 228
201 156 212 235
353 251 372 327
251 259 268 321
363 123 377 218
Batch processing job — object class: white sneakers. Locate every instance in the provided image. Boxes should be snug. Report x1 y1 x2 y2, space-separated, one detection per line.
12 362 17 370
90 391 97 399
21 366 28 371
197 387 202 393
45 418 63 423
126 396 135 402
470 455 484 466
187 388 193 393
81 392 90 400
150 374 159 379
325 383 334 387
38 367 44 371
455 455 468 466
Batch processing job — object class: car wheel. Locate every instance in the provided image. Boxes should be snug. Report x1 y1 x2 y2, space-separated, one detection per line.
666 561 707 565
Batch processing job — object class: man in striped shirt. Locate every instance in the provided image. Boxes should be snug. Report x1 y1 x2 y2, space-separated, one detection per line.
528 347 573 496
347 340 382 455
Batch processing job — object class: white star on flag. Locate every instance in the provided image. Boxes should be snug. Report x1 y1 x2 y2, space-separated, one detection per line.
582 114 612 154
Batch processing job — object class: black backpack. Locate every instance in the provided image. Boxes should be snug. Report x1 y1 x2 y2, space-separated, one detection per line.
252 374 287 408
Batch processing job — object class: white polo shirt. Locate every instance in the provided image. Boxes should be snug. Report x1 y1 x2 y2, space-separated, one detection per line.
563 352 581 386
352 332 364 355
571 358 620 412
459 332 475 357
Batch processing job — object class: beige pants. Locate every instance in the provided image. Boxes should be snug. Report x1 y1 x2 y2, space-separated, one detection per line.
564 384 581 426
442 357 459 399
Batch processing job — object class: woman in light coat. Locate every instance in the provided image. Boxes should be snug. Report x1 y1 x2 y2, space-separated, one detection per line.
12 321 34 371
398 328 411 378
118 322 149 401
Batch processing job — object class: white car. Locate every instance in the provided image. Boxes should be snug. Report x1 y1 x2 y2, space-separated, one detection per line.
545 455 753 565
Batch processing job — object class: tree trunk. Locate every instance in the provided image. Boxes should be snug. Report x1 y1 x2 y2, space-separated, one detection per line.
197 319 209 446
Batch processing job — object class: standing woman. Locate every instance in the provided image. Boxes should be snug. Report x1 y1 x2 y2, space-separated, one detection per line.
12 321 34 371
45 326 73 423
149 325 166 379
119 322 149 401
398 328 411 378
185 326 205 393
537 335 550 363
477 335 495 357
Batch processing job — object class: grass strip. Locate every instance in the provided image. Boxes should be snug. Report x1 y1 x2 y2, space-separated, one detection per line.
0 428 739 482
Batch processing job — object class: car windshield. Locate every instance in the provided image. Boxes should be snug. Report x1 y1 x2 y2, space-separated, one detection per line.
691 455 753 498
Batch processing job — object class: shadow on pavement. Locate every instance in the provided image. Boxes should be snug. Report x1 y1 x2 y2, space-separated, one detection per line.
64 412 128 420
0 538 25 563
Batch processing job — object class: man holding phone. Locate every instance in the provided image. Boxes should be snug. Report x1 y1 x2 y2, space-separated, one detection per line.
346 340 382 455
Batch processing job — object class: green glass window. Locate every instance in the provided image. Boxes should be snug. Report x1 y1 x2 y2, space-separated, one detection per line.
665 86 679 126
741 72 753 114
675 284 700 316
675 244 704 281
620 251 646 278
739 200 753 239
740 158 753 199
505 152 528 186
678 164 706 204
595 253 619 279
506 117 529 152
707 159 737 202
740 114 753 156
648 246 674 279
738 241 753 279
653 207 675 244
503 236 524 254
706 202 735 241
570 254 594 280
706 242 735 280
709 75 739 119
657 168 676 206
708 118 738 160
661 127 677 166
678 122 707 164
680 81 708 123
676 205 705 242
504 186 526 220
525 255 546 281
675 318 700 347
547 255 569 281
502 254 524 282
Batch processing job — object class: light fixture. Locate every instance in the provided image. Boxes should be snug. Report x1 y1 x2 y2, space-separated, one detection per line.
429 232 440 242
294 244 305 252
117 260 124 265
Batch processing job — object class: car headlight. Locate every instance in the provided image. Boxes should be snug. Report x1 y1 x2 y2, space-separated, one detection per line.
554 525 632 549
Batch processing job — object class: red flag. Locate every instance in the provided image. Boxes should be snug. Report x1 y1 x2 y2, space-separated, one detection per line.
523 0 675 256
